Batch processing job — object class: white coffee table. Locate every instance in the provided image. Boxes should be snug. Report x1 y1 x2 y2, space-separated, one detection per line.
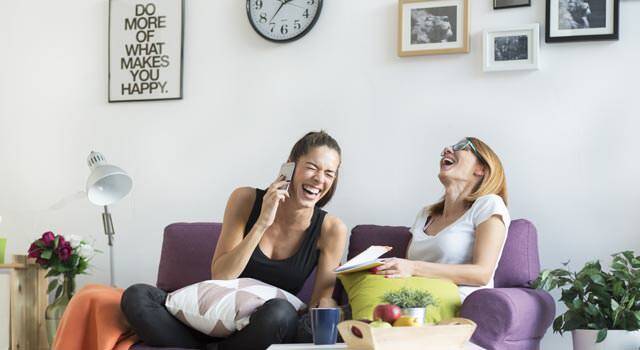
267 343 485 349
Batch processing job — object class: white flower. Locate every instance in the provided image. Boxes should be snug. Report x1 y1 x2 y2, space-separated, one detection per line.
67 235 83 248
78 244 94 259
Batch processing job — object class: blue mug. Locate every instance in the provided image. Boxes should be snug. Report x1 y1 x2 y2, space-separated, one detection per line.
310 307 341 345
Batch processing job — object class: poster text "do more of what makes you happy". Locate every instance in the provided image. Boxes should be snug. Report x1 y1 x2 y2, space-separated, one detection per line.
120 3 171 96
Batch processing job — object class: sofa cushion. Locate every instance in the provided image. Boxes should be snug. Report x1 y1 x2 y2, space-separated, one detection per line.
348 225 412 259
156 223 222 292
338 272 460 324
165 278 305 337
493 219 541 288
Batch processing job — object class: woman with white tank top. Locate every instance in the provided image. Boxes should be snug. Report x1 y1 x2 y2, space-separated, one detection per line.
373 137 510 301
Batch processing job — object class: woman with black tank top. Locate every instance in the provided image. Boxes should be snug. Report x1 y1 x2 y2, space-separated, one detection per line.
121 131 348 350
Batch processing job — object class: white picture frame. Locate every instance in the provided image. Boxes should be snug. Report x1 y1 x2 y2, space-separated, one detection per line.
109 0 184 102
483 23 540 72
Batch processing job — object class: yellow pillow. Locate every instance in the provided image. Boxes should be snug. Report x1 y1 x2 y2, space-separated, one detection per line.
338 272 461 324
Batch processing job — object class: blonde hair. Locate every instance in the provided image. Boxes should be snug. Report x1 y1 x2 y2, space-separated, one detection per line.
428 137 508 216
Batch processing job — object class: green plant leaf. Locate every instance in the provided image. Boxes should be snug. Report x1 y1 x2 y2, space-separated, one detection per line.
45 269 61 278
596 329 607 343
585 304 599 317
40 250 52 260
47 279 59 294
381 287 437 309
562 310 586 330
70 255 80 267
589 274 606 286
54 236 60 249
612 299 620 312
552 315 564 333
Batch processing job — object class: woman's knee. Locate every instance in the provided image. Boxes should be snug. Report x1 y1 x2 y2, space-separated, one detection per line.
253 299 298 340
121 283 165 319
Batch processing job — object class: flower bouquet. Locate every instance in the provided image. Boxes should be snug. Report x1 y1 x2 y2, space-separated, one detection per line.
28 231 99 343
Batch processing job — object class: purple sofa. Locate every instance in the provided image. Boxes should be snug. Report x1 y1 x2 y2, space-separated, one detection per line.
132 219 554 350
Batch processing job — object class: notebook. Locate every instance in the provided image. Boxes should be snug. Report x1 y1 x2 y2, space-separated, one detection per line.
334 245 392 274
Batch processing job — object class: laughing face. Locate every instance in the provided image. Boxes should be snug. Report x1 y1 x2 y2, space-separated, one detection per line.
439 142 485 185
290 146 341 208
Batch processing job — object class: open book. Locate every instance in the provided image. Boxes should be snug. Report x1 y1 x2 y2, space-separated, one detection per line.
334 246 392 274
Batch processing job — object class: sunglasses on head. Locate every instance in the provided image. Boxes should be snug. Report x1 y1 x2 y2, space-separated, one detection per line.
450 138 486 163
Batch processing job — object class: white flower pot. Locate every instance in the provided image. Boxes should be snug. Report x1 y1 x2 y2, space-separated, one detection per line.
572 329 640 350
401 308 426 325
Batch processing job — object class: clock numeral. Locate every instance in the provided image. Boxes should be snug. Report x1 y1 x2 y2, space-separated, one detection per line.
280 24 289 35
254 0 263 10
259 12 267 23
294 20 301 30
270 22 275 33
303 8 310 18
307 0 315 4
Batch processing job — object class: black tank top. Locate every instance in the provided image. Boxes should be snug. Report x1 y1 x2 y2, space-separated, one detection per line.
239 188 326 295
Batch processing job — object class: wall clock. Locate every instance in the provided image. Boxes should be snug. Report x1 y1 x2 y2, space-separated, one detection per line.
246 0 323 42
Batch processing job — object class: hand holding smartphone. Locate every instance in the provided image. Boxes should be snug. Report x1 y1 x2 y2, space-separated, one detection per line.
279 162 296 191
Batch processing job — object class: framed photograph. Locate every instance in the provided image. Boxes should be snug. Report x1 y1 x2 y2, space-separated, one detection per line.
545 0 619 42
109 0 184 102
483 24 540 72
398 0 470 57
494 0 531 10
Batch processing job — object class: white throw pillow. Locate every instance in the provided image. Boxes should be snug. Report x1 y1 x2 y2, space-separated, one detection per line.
165 278 306 337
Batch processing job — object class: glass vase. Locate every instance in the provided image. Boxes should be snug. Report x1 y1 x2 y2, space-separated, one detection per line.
45 273 75 346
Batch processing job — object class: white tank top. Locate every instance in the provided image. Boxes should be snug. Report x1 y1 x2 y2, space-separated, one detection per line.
407 194 510 301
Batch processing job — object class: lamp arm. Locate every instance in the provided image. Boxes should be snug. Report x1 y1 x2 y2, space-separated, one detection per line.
102 206 115 246
101 206 116 286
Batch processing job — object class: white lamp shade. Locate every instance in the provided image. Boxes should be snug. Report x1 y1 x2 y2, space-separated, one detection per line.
86 164 132 206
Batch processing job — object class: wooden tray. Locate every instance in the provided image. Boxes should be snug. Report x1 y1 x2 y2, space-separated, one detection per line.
337 318 476 350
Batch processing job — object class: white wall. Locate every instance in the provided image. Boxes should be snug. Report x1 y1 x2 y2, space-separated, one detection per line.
1 0 639 348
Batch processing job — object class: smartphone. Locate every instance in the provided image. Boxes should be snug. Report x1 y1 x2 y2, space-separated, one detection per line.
279 162 296 191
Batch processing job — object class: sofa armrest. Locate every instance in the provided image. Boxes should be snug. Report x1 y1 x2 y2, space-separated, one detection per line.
459 288 555 346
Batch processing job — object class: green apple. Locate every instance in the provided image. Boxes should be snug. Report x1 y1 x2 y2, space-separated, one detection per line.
369 320 392 328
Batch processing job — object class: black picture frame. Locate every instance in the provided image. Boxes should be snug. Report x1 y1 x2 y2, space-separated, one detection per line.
494 0 531 10
108 0 185 103
545 0 619 43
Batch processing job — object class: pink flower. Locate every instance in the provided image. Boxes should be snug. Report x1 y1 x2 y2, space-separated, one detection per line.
41 231 55 246
58 235 66 247
28 241 43 258
36 257 49 267
57 242 72 262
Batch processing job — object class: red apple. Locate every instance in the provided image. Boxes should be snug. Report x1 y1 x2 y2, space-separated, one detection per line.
372 304 401 323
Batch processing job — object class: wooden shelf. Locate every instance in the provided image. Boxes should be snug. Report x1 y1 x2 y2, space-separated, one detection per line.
3 255 49 350
0 263 26 269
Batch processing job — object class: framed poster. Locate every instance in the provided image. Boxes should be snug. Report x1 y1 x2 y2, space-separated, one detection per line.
109 0 184 102
398 0 470 57
483 24 540 72
546 0 619 42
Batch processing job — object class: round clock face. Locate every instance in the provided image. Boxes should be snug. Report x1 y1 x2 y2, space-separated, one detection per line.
247 0 323 42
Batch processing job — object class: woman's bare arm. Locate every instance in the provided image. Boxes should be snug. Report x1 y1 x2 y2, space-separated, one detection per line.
308 215 348 308
375 216 506 285
211 180 288 279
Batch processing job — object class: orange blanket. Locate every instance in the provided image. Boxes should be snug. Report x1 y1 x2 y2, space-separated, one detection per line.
53 284 139 350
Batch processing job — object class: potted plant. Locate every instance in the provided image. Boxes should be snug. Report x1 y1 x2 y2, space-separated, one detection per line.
28 231 99 345
534 251 640 350
381 287 437 325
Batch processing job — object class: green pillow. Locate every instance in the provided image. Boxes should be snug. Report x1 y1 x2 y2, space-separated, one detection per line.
338 272 461 324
